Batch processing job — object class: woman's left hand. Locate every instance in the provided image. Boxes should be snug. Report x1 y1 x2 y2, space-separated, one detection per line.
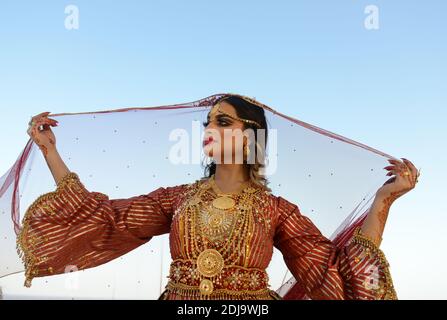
376 157 420 202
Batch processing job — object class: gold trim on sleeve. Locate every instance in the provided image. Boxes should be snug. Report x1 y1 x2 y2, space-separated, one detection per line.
16 171 86 287
351 227 398 300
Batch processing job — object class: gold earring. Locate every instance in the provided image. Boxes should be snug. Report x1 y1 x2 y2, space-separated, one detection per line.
244 144 250 159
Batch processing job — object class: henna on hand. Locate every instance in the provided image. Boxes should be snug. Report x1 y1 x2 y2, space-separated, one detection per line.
39 144 49 157
29 118 56 156
372 190 403 242
362 158 420 246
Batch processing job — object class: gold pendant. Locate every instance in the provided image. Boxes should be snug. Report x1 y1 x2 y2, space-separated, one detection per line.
208 212 224 228
212 196 235 210
199 206 236 242
196 249 224 277
199 279 214 295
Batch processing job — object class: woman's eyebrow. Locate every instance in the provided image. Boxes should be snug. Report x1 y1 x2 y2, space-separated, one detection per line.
207 114 232 121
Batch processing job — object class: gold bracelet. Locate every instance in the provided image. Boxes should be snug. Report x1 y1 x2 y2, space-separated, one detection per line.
351 227 397 300
353 227 382 248
56 171 80 189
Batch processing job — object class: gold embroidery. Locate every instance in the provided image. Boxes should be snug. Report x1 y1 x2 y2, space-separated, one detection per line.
199 279 214 296
166 259 272 300
170 174 268 298
165 281 274 300
196 249 224 278
351 227 398 300
16 171 87 287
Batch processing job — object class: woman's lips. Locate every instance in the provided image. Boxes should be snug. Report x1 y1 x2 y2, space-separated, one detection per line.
203 137 214 146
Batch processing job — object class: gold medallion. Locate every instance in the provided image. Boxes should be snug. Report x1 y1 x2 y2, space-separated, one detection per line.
196 249 224 277
199 279 214 295
199 207 236 241
212 196 235 210
208 212 224 228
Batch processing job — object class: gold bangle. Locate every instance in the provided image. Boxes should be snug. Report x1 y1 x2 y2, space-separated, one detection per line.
353 227 382 247
350 227 397 300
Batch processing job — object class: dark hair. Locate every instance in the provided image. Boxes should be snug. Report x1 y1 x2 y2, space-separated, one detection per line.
202 94 271 191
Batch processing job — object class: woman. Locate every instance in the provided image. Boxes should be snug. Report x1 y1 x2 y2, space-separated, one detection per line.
18 94 419 299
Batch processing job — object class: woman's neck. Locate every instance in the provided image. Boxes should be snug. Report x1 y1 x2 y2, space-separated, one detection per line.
213 164 250 193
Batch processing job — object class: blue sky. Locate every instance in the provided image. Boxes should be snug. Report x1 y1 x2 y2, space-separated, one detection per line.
0 1 446 299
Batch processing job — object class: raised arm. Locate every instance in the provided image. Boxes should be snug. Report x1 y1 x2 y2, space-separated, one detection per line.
17 171 188 287
27 111 70 184
273 196 397 300
360 157 419 246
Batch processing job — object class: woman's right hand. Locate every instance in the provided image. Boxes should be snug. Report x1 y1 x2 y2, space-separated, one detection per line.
27 111 59 157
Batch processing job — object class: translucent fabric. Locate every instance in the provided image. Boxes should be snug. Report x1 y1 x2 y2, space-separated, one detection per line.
0 93 397 299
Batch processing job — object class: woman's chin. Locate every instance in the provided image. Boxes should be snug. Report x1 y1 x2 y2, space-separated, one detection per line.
203 146 214 158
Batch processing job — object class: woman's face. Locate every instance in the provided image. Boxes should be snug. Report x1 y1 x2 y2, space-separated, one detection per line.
202 101 248 164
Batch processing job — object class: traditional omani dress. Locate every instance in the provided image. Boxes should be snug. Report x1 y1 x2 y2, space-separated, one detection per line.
17 171 397 300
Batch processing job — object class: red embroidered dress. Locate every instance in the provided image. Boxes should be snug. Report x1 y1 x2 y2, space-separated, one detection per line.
17 171 397 300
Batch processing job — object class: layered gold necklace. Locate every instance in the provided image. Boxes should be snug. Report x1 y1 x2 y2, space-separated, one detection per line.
186 174 259 296
199 175 251 241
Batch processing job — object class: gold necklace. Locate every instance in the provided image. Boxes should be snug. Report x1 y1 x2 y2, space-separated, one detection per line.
209 174 251 196
172 178 273 298
209 174 251 210
192 176 257 297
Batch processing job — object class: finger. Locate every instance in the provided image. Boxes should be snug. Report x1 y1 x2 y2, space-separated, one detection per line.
31 113 53 126
393 161 408 170
401 157 416 168
32 112 51 121
44 119 58 126
383 176 396 185
37 114 53 123
34 112 50 118
41 124 52 131
384 165 406 175
46 117 59 124
37 118 57 128
34 119 50 131
399 159 417 185
387 159 403 165
401 158 417 177
386 169 399 177
31 125 40 138
385 165 409 181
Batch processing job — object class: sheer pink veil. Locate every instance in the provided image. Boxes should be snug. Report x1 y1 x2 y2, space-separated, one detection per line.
0 93 398 299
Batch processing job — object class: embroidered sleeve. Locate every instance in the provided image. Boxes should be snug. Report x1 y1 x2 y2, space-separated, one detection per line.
273 196 397 300
17 171 188 287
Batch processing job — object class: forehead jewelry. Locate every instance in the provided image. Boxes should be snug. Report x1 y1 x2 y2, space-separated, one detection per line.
222 93 276 113
209 102 262 128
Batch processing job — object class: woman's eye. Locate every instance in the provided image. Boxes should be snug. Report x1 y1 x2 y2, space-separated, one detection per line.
202 119 230 127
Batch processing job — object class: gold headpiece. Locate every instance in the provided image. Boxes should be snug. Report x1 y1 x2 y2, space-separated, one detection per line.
221 93 275 112
210 93 269 128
